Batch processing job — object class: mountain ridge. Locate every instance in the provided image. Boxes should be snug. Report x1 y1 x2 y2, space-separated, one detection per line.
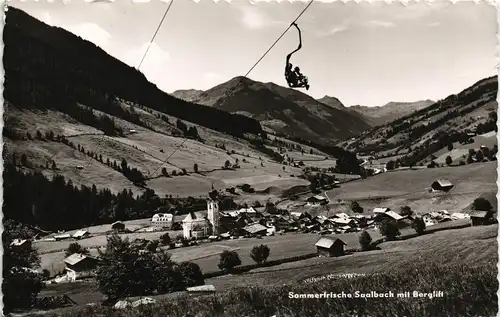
172 77 372 143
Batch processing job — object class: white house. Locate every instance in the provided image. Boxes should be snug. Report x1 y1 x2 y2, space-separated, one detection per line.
151 213 173 228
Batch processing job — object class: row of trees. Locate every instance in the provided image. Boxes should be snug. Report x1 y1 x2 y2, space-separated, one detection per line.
4 163 174 230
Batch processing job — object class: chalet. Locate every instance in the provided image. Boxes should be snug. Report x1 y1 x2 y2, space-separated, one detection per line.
373 210 403 222
306 195 328 206
315 237 346 257
470 210 493 226
290 211 311 219
243 223 268 237
451 212 470 220
72 230 89 240
331 217 356 227
111 221 126 231
430 179 454 192
54 234 71 241
373 207 391 214
10 239 30 250
151 213 173 228
63 253 99 282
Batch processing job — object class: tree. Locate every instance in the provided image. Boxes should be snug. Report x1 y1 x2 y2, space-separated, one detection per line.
162 167 169 177
193 163 199 173
65 242 89 257
378 220 401 241
96 234 156 299
218 250 241 272
146 240 159 253
475 150 484 162
250 244 270 264
178 262 204 287
309 180 318 193
445 156 452 166
412 217 426 235
386 160 395 170
399 205 413 217
447 143 453 151
358 230 372 251
472 197 493 211
224 160 231 169
350 201 363 214
3 221 45 313
160 233 171 245
21 153 28 166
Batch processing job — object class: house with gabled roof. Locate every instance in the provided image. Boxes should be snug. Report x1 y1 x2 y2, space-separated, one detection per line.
63 253 99 281
315 237 346 257
431 179 454 192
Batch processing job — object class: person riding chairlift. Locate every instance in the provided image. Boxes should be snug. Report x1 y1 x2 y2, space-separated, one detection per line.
285 22 310 90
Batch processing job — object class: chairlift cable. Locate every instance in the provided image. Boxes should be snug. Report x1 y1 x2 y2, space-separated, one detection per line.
85 0 174 168
148 0 315 179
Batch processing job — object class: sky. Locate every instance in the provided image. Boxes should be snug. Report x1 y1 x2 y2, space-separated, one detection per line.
11 0 498 107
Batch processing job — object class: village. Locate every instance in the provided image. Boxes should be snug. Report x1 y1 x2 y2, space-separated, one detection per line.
19 176 494 291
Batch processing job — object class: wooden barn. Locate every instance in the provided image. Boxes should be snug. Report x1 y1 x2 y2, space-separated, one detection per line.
315 237 346 257
470 210 493 226
430 179 454 192
63 253 100 282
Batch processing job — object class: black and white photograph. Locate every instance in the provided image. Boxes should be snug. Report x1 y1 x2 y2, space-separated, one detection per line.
2 0 498 316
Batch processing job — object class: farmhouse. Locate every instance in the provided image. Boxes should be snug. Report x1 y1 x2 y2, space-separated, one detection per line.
306 195 328 206
430 179 454 192
151 213 173 228
373 207 391 214
243 223 268 237
111 221 125 231
10 239 30 250
63 253 99 282
72 230 89 240
54 234 71 241
315 237 346 257
469 210 493 226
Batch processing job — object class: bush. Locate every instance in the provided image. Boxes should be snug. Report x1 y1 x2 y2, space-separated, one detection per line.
445 155 452 165
250 244 270 264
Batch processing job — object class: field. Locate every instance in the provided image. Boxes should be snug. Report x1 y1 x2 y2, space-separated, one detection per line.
327 161 495 199
35 222 496 315
202 223 496 290
5 107 315 199
433 131 497 164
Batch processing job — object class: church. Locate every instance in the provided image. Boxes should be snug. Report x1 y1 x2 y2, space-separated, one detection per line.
182 187 220 239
